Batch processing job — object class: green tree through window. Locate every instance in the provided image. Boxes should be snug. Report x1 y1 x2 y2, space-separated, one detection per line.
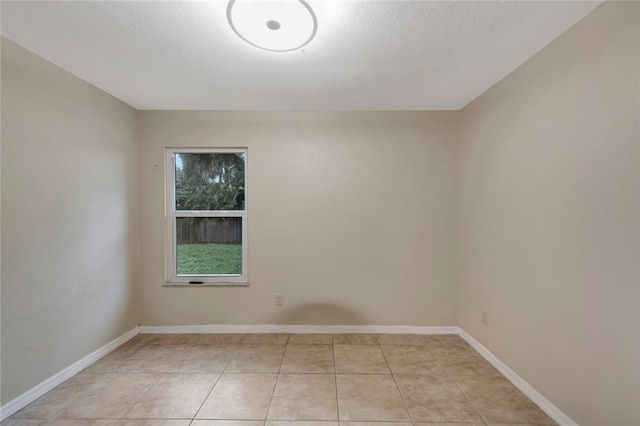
175 152 245 211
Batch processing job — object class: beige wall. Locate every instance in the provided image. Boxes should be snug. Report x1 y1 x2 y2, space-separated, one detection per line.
138 111 458 326
0 39 140 404
458 2 639 425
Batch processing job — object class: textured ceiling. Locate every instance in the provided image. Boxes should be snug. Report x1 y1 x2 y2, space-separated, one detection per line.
1 1 601 110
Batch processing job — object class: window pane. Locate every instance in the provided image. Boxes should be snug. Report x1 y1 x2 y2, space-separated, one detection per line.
175 152 245 211
176 217 242 275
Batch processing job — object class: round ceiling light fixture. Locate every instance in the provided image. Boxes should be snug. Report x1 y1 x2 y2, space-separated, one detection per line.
227 0 318 52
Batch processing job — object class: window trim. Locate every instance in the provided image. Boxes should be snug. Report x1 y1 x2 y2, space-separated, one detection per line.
165 147 248 286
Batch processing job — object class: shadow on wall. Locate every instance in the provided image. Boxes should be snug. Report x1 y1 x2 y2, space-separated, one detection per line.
273 303 366 325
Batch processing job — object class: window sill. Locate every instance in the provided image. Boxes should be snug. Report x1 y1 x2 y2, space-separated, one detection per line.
164 281 250 287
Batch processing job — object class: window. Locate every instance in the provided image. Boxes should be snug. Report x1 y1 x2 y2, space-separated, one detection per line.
166 148 247 284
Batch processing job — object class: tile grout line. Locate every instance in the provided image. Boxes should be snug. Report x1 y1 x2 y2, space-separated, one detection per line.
118 366 168 421
450 376 489 426
426 340 489 425
433 344 488 426
377 336 415 425
162 342 239 425
189 352 229 422
191 337 245 422
264 334 289 422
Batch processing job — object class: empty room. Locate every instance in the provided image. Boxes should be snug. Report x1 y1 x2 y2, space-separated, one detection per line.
1 1 638 425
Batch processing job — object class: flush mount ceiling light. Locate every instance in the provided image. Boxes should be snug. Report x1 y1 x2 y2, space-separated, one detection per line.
227 0 318 52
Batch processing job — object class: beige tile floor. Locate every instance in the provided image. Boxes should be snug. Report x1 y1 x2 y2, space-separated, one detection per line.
4 333 557 426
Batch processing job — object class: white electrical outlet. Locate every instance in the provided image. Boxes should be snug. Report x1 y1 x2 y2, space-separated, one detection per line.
481 310 489 326
274 293 284 306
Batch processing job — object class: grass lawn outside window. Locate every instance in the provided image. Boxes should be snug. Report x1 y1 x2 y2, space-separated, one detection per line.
176 242 242 275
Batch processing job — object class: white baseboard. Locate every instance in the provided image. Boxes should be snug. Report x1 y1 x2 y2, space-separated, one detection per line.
138 324 459 335
458 328 577 426
0 326 139 422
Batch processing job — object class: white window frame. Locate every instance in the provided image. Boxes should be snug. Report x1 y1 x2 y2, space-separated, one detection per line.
165 148 248 285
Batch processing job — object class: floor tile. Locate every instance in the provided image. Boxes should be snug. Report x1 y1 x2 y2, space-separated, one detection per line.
404 399 484 423
82 347 137 374
420 334 468 347
473 397 557 424
339 423 412 426
453 375 528 401
167 357 228 374
267 423 337 426
143 334 201 345
226 344 286 373
414 423 484 426
56 374 162 419
336 374 410 421
395 374 467 401
438 356 500 376
380 345 444 375
332 335 378 345
281 345 334 373
9 375 92 419
125 373 218 418
196 373 277 420
9 333 558 426
267 374 338 421
429 344 480 359
122 335 154 345
287 334 333 345
192 422 264 426
42 421 117 426
114 346 188 373
376 334 425 345
113 357 177 373
116 421 191 426
485 424 555 426
334 345 390 374
183 344 239 360
197 334 247 345
169 345 238 373
243 334 290 344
